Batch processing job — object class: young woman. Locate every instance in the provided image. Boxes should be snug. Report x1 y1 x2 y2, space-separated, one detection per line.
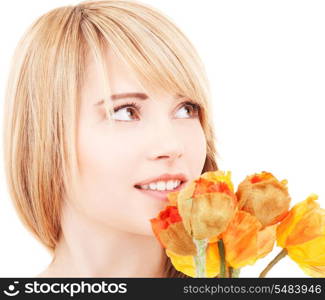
3 0 218 277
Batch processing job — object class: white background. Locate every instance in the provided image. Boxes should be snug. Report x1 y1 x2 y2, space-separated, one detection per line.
0 0 324 277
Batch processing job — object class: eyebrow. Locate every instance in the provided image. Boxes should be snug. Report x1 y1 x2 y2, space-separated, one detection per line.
94 93 184 106
94 93 148 106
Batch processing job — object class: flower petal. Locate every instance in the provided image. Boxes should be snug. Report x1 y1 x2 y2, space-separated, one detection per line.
257 224 276 259
200 170 234 192
167 191 179 206
287 235 325 265
159 222 197 256
276 194 319 247
177 181 196 235
190 192 236 240
166 250 196 277
150 205 191 253
286 203 324 247
166 242 220 277
298 264 325 278
223 211 265 268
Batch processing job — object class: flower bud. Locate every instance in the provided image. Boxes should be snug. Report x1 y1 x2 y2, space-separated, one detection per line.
177 171 237 240
150 205 197 256
236 171 291 227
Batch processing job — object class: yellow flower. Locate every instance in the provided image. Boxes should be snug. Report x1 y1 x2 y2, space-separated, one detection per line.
298 264 325 278
236 171 291 227
166 242 220 277
276 194 325 277
176 171 237 240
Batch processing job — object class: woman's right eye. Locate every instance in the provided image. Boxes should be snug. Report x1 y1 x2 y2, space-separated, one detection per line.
111 102 141 121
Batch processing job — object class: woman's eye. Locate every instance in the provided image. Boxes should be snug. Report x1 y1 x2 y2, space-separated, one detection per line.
112 103 140 121
175 102 200 119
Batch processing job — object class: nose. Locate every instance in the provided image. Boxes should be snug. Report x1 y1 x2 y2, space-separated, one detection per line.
147 121 185 163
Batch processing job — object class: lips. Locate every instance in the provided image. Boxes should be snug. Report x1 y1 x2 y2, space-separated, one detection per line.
134 173 188 187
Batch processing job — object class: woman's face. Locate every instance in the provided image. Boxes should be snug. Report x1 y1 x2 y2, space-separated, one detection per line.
75 47 207 236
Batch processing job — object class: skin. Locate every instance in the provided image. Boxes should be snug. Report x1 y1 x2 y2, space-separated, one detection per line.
37 47 207 277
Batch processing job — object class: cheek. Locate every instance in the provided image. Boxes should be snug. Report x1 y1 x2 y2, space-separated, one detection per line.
76 122 157 233
181 121 207 175
76 124 136 213
78 133 131 176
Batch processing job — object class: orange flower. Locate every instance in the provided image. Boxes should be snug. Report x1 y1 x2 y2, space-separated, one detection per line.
222 210 276 269
236 171 291 227
150 206 197 256
276 194 325 277
176 171 237 240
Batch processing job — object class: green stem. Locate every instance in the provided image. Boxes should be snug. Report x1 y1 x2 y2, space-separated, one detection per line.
218 240 227 278
259 248 288 278
193 238 208 277
228 266 233 278
231 268 241 278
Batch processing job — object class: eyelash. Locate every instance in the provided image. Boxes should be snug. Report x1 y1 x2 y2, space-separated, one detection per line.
111 100 201 121
113 101 142 115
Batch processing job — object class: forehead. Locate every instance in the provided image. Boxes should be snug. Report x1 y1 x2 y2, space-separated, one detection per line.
84 47 144 93
82 47 181 104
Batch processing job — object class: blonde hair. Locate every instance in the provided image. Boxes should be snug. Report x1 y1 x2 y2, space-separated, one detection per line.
3 0 219 278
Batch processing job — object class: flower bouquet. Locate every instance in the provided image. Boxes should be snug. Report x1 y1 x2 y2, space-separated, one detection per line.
150 171 325 278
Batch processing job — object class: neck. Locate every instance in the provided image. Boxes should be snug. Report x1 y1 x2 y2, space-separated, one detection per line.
39 201 166 278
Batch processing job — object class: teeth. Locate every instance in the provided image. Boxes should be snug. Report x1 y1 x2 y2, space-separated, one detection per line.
173 180 180 189
149 182 157 190
139 180 181 191
166 180 174 190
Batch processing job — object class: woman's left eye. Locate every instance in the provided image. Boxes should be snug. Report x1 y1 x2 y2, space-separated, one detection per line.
175 102 200 119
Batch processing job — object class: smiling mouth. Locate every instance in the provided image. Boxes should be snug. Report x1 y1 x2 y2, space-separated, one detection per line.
134 181 185 191
134 181 187 202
